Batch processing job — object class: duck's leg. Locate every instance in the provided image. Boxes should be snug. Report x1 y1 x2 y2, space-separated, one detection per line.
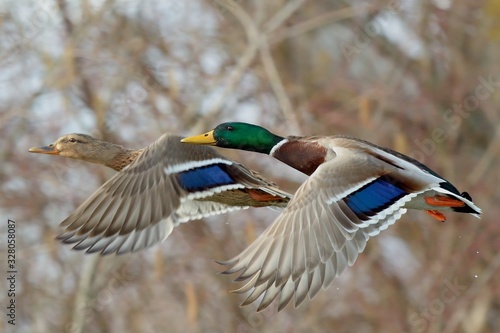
424 195 466 207
425 210 447 222
424 195 467 222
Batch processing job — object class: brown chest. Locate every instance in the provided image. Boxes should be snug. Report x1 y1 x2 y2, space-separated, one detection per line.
109 150 142 171
272 140 327 176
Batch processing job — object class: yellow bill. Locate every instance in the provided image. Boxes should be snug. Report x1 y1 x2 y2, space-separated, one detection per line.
181 130 216 145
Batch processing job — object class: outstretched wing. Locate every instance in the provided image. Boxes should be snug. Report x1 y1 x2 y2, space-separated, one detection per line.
219 137 450 311
58 135 291 255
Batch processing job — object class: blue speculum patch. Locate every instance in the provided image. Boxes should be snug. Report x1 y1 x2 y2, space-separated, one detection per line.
345 177 407 219
177 164 235 192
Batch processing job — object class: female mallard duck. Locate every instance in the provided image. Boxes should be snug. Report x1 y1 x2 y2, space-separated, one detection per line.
29 133 291 255
182 122 482 311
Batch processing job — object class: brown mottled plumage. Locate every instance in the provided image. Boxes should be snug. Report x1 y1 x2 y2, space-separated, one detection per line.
29 133 291 255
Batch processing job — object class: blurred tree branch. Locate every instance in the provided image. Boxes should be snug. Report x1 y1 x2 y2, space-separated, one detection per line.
2 0 498 332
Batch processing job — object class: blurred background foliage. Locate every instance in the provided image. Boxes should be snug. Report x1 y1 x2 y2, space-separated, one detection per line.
1 0 499 332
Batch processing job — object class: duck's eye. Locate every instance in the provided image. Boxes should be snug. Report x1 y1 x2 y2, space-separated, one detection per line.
226 126 234 131
69 138 77 143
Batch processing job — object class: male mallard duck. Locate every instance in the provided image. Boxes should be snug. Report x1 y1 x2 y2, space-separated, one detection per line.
29 133 291 255
182 122 482 311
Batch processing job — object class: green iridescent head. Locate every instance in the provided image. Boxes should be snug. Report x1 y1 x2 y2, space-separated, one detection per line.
181 122 284 154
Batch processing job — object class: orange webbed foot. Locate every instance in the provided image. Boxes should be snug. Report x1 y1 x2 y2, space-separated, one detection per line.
426 210 447 222
425 195 466 208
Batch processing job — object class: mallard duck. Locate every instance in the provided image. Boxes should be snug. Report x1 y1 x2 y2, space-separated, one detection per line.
29 133 291 255
182 122 482 311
